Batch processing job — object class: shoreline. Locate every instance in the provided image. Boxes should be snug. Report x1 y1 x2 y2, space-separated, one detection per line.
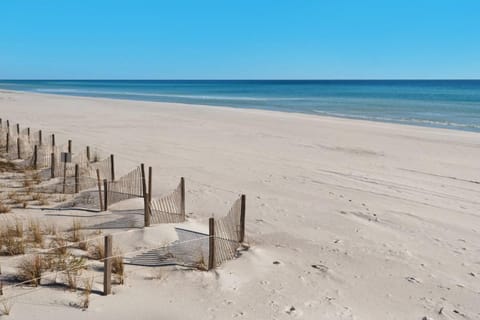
2 88 479 138
0 89 479 319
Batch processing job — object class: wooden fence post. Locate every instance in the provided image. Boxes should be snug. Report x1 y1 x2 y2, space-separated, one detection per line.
16 124 19 135
110 154 115 181
180 177 185 216
68 140 72 154
86 146 90 162
38 130 42 146
6 120 9 128
141 164 149 227
27 127 30 139
74 164 79 193
148 166 152 204
62 154 67 194
17 137 21 159
96 169 104 211
33 145 38 169
240 194 246 243
50 153 55 178
103 235 112 296
103 179 108 211
208 218 215 270
51 134 55 147
147 166 152 221
6 132 9 153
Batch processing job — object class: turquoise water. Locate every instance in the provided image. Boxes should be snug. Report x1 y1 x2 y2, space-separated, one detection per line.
1 80 479 132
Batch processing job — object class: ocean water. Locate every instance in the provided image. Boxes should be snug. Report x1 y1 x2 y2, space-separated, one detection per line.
0 80 479 132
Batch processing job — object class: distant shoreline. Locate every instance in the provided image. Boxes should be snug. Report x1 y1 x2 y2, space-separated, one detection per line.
1 89 479 138
1 79 480 133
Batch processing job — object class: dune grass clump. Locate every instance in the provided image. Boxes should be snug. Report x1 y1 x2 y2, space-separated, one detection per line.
81 276 94 310
12 219 24 238
44 250 87 291
32 193 49 206
195 252 208 271
54 194 67 203
22 176 33 190
44 222 57 236
71 219 82 242
0 234 25 256
31 193 43 202
16 255 44 286
112 250 125 284
0 160 16 173
0 201 11 214
32 171 42 185
7 191 23 205
50 235 68 255
38 197 50 206
88 241 104 260
28 219 44 247
64 255 87 291
78 235 88 251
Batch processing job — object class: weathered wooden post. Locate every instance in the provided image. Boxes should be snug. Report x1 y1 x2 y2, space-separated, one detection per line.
103 179 108 211
27 128 30 142
50 153 55 178
33 145 38 169
16 124 20 135
38 130 42 146
6 132 9 153
148 166 152 204
62 153 68 194
86 146 90 162
180 177 186 216
141 164 149 227
6 120 9 128
110 154 115 181
240 194 246 243
103 235 112 296
68 140 72 154
96 169 104 211
208 218 215 270
17 137 21 159
147 166 152 221
74 164 79 193
51 134 55 147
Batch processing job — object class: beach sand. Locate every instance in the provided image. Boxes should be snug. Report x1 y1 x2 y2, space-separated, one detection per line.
0 90 479 319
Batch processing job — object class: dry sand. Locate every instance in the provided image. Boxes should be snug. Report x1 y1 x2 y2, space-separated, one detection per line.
0 90 479 320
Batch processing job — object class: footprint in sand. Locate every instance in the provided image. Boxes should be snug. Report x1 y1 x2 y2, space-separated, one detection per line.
285 306 296 315
312 264 329 272
406 276 421 284
232 311 245 317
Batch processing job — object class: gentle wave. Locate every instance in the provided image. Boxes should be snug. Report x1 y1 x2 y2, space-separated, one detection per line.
313 110 480 129
34 88 310 101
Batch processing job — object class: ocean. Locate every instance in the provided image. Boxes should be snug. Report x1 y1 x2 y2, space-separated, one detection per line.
0 80 479 132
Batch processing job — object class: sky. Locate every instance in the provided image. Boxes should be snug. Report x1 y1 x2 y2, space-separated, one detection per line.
1 0 479 79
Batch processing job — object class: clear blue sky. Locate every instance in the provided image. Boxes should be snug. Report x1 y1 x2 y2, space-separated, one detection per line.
1 0 479 79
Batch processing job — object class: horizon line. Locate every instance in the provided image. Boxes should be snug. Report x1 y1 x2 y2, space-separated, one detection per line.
1 78 480 81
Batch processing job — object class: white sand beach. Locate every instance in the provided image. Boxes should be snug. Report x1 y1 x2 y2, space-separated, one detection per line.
0 90 479 320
